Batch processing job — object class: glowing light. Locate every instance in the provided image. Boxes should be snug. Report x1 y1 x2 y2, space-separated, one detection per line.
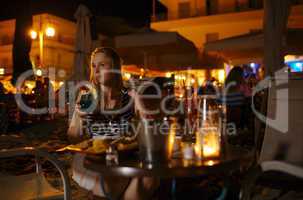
45 26 55 37
36 69 42 76
1 80 16 93
202 130 220 158
198 77 205 86
190 78 195 84
165 72 172 78
124 73 131 80
0 68 4 75
295 62 303 68
204 160 216 166
218 70 225 83
25 81 35 90
250 63 256 68
29 30 37 39
288 61 303 72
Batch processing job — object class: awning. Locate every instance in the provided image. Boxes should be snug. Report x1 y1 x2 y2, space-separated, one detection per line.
204 29 303 64
115 31 196 54
115 31 224 71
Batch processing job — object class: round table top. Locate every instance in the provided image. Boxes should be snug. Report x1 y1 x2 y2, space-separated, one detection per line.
84 146 254 178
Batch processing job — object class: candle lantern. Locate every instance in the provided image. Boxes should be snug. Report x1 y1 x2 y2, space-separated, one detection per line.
195 95 225 159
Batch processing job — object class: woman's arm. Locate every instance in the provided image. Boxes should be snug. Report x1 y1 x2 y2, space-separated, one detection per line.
67 91 90 143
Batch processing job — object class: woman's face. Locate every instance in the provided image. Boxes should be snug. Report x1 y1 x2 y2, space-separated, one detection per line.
92 52 113 85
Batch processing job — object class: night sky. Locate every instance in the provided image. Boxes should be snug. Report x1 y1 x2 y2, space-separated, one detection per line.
0 0 167 27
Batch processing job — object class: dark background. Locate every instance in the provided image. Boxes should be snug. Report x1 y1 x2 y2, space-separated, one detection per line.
0 0 167 27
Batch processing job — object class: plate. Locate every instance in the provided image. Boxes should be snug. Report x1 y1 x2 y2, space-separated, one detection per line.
57 138 138 155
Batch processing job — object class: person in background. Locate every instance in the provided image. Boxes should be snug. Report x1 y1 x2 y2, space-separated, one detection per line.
197 78 217 96
42 77 55 119
0 82 6 102
0 82 9 132
223 66 251 130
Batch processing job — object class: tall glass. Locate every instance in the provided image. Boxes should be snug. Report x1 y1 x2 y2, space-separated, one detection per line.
195 95 224 159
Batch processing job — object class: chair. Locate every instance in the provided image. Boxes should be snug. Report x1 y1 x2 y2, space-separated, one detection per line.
0 138 71 200
241 72 303 199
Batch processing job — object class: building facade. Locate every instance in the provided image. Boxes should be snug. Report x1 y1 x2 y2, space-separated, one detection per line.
0 13 76 78
152 0 303 60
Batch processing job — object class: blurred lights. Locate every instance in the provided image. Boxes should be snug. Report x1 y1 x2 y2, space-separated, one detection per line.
36 69 42 76
218 70 225 83
249 62 256 68
25 81 35 90
29 30 38 39
124 73 131 80
30 26 55 39
165 72 172 78
0 68 4 75
288 61 303 72
45 26 55 37
295 62 303 68
198 77 205 85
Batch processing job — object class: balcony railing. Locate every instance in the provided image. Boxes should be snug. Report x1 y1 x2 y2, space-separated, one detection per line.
151 7 265 22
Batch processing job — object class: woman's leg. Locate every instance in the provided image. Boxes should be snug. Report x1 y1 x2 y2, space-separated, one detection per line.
123 177 160 200
72 154 130 198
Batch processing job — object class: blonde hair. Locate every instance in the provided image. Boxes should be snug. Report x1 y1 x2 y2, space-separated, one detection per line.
89 47 123 90
89 47 124 107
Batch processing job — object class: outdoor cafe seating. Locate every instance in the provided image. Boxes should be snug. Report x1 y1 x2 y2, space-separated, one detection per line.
241 72 303 199
0 135 71 200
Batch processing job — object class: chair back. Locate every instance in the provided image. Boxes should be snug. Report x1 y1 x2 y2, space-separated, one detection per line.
259 72 303 165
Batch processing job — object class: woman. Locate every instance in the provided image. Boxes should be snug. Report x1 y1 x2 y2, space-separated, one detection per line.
223 66 251 130
68 47 158 199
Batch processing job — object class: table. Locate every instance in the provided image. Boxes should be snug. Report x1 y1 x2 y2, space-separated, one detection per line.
84 146 254 178
84 146 254 199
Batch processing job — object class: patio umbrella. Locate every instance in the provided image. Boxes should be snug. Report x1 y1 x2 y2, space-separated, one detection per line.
71 4 92 81
11 0 33 86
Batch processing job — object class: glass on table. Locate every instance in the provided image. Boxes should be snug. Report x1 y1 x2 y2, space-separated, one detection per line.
195 95 224 160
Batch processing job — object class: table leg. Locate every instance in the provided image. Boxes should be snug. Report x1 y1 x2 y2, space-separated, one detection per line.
171 178 177 200
100 176 113 200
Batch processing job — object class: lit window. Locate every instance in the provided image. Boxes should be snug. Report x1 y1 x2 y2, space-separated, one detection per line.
0 68 4 75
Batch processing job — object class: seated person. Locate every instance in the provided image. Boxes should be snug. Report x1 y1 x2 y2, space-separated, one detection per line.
68 47 159 199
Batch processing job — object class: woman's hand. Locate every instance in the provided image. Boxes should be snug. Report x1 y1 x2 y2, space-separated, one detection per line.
75 103 89 118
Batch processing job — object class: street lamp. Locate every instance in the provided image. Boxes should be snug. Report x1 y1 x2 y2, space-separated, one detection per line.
29 20 56 68
45 26 55 37
29 30 38 40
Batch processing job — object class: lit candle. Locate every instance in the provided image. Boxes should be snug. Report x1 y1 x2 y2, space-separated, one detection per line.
202 129 220 158
182 142 195 160
195 126 221 159
167 122 176 158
